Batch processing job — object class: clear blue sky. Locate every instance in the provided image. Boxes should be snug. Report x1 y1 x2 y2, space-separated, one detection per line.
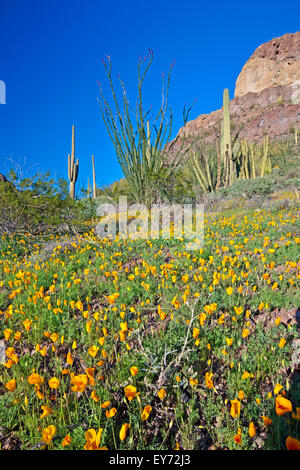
0 0 299 189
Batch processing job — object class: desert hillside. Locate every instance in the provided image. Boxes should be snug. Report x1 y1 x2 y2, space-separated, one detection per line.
170 31 300 154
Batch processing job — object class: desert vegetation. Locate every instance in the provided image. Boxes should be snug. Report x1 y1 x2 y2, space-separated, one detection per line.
0 52 299 451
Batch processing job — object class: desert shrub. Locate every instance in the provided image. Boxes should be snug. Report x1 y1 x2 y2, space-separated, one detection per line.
218 176 274 198
0 171 80 235
77 197 98 220
96 179 132 205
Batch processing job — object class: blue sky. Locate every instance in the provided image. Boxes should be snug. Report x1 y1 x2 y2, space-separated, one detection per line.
0 0 299 189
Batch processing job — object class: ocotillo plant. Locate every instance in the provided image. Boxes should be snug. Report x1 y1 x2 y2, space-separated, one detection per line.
249 142 256 179
239 138 249 179
98 51 193 207
92 154 96 199
190 152 210 194
260 135 269 177
189 142 219 194
216 143 221 190
68 125 79 200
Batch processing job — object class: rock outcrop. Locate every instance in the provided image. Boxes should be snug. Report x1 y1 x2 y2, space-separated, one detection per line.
235 31 300 98
170 31 300 154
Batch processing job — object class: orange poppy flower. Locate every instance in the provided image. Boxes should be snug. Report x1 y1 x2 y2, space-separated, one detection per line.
62 435 72 447
233 428 242 445
106 407 117 418
28 373 44 386
141 405 152 421
5 378 16 392
286 436 300 450
205 372 213 389
124 385 137 401
70 373 88 393
275 396 292 416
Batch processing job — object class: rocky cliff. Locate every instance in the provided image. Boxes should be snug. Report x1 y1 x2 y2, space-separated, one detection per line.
171 31 300 154
235 31 300 98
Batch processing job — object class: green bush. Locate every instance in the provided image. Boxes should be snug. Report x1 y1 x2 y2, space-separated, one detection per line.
218 176 274 198
0 171 80 235
77 197 97 220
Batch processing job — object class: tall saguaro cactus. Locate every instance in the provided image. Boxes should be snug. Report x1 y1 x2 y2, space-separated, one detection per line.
220 88 242 187
220 88 236 186
221 89 232 160
87 177 92 198
68 125 79 200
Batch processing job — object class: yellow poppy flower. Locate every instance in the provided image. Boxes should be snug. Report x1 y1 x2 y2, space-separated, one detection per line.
119 423 130 441
157 388 167 400
41 425 56 445
141 405 152 421
48 377 60 389
230 399 241 418
130 366 138 377
88 345 99 357
249 422 256 437
40 405 52 419
124 385 137 401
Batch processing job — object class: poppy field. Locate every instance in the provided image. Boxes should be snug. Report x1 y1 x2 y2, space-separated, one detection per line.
0 190 299 450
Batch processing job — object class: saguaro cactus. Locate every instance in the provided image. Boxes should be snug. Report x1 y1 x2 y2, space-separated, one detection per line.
220 88 237 186
92 154 96 199
68 125 79 200
87 178 92 198
221 89 232 161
